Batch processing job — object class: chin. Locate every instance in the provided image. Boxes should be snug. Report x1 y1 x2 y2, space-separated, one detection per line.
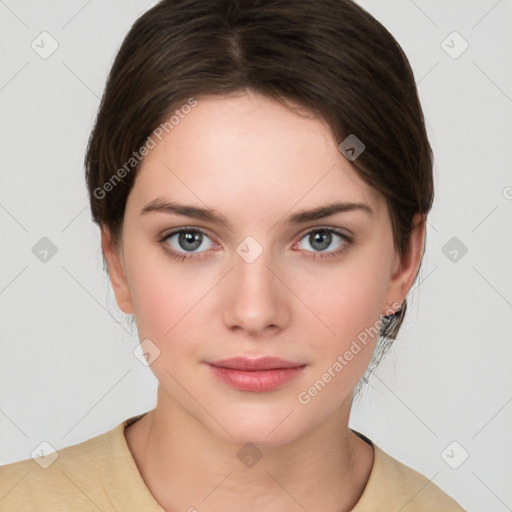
204 402 314 448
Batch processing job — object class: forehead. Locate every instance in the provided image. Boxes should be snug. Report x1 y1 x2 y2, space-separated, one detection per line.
127 92 386 221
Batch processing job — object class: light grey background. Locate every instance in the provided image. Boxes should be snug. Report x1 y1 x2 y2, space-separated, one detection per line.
1 1 511 510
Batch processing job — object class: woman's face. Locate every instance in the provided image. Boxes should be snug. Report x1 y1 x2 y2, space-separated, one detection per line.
104 91 420 446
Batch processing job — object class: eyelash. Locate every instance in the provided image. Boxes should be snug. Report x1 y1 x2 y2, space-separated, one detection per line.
159 227 352 262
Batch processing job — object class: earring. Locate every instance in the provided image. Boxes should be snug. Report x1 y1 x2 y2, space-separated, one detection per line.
382 301 403 319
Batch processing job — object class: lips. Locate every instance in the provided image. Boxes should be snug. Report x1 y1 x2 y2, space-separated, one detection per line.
207 357 306 392
209 356 303 371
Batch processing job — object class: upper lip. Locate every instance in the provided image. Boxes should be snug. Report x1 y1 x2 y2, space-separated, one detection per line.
208 357 304 371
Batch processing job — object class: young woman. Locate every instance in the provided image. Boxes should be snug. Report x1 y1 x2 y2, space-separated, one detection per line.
0 0 465 510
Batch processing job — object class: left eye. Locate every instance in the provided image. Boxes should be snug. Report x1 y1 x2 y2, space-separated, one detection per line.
297 229 348 253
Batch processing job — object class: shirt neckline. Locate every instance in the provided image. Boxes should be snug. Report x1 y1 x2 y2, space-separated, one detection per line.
105 411 378 511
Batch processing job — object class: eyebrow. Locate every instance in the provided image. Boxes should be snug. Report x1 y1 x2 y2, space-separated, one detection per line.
140 197 373 229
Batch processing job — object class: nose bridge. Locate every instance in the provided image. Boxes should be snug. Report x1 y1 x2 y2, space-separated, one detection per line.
223 237 289 334
235 246 273 293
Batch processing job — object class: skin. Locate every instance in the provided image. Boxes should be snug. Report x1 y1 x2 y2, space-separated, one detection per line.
101 90 425 512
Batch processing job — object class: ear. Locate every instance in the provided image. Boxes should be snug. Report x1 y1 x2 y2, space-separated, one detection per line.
100 226 134 315
383 213 426 315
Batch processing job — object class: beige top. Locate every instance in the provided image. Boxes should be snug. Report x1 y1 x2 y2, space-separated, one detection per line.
0 412 465 511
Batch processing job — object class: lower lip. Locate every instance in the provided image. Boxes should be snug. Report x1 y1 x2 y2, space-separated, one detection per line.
207 364 305 392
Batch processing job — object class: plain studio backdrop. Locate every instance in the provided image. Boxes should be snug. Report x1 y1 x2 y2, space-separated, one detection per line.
0 1 511 510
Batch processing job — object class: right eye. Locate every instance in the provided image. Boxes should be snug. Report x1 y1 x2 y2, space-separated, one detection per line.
161 228 218 260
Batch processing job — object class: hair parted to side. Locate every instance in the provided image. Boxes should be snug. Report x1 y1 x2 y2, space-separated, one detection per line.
85 0 433 350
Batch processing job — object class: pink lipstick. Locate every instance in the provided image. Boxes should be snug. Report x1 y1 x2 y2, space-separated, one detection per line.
207 356 305 392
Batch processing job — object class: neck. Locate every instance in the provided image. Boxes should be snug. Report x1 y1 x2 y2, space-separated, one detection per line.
124 388 374 512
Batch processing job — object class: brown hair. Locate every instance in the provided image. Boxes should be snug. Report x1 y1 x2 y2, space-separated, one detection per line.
85 0 433 354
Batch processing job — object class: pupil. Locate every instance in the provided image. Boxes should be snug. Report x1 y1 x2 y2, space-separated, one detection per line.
179 231 202 251
310 231 331 251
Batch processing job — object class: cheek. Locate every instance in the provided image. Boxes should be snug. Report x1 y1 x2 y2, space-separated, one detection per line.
123 242 232 377
124 243 207 340
295 248 393 367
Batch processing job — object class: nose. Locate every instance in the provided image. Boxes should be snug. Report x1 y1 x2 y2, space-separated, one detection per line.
222 246 291 337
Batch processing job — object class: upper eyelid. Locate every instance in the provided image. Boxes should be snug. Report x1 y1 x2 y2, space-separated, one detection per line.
162 225 350 237
298 225 351 237
162 226 215 239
